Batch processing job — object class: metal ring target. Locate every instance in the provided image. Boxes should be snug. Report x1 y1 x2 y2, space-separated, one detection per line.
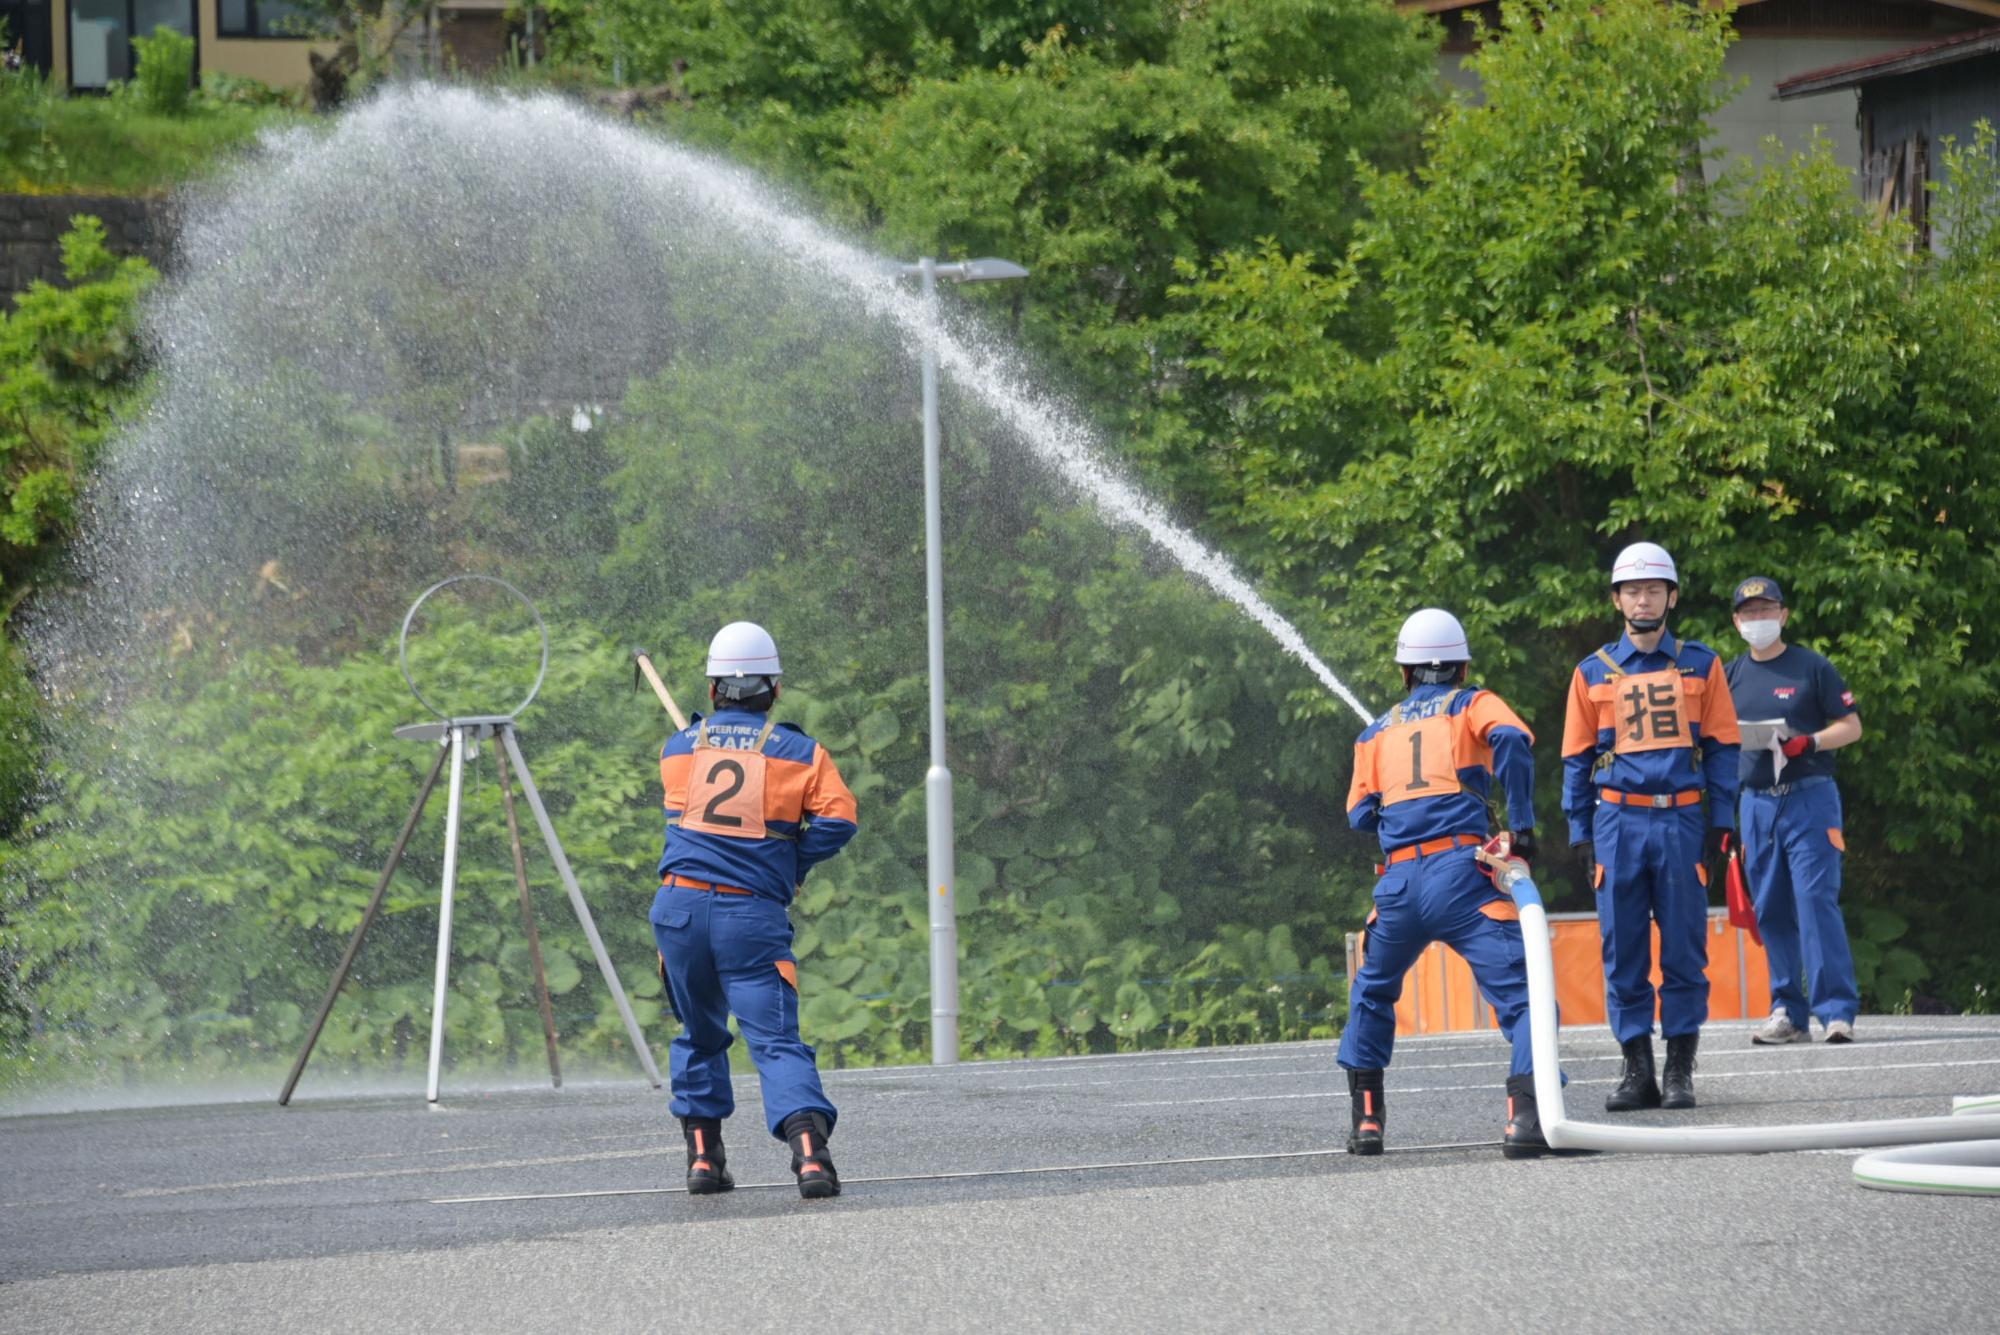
397 575 550 721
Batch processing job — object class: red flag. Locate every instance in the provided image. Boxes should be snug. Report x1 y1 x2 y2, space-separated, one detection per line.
1725 848 1762 946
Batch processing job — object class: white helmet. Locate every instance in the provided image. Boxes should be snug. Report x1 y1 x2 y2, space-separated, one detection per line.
1610 542 1678 587
706 621 781 679
1395 608 1471 665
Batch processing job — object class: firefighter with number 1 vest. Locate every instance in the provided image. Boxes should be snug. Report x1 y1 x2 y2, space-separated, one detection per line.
1340 608 1552 1159
1562 543 1741 1113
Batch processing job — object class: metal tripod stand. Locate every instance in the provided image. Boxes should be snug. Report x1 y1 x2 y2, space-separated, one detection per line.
279 577 663 1105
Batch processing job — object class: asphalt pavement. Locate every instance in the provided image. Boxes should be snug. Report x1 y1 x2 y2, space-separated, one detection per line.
4 1016 1998 1332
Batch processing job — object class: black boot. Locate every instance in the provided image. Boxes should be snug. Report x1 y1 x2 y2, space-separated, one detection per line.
1661 1033 1699 1109
782 1110 840 1199
681 1116 733 1195
1605 1035 1661 1112
1346 1068 1386 1156
1502 1075 1549 1159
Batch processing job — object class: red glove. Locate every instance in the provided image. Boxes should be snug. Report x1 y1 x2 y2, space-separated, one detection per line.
1781 733 1817 759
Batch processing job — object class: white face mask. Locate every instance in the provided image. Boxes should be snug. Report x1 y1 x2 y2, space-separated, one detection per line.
1738 618 1782 650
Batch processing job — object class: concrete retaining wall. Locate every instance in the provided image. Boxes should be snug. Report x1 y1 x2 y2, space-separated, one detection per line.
0 194 175 305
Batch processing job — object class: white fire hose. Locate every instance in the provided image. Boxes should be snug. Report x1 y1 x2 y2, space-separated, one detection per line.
1476 841 2000 1195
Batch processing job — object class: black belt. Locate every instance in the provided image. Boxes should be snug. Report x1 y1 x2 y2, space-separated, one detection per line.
1745 773 1834 798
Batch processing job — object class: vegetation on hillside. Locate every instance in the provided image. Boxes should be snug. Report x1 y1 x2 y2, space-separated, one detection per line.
3 0 1997 1089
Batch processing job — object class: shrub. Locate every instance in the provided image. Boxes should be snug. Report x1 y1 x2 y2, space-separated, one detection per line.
132 26 195 117
201 71 303 110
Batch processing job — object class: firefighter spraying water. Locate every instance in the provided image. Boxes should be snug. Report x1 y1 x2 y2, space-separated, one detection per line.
1336 609 1554 1159
650 622 858 1199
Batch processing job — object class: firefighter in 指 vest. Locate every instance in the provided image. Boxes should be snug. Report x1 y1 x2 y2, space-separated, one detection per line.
1340 608 1551 1159
1561 543 1741 1112
652 621 858 1199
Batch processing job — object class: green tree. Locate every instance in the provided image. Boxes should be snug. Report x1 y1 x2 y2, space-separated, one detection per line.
0 216 157 596
0 217 156 834
131 26 196 116
1176 0 2000 1005
546 0 1437 506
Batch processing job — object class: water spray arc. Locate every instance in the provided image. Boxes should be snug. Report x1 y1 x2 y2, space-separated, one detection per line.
617 103 1375 725
41 90 1382 1095
1475 844 2000 1194
280 577 664 1106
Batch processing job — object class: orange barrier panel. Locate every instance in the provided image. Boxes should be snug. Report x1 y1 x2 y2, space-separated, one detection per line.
1343 908 1772 1036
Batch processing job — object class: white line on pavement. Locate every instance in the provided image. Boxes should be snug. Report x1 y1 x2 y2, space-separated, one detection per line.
1113 1057 2000 1107
428 1139 1496 1205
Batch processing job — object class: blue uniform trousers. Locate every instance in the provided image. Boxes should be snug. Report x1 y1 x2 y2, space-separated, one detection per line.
1742 780 1856 1028
1337 845 1535 1076
650 883 837 1139
1594 801 1709 1043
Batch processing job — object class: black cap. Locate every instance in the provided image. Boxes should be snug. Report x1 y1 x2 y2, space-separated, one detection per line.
1732 576 1785 609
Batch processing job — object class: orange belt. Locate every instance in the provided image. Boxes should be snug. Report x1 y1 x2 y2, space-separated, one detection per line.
1600 787 1703 809
1377 832 1483 874
662 873 752 895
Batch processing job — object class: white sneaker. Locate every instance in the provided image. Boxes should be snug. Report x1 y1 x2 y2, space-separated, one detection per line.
1824 1019 1855 1044
1752 1010 1810 1045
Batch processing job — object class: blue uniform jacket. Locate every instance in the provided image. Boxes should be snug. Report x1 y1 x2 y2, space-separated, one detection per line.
1560 631 1742 846
1346 683 1536 854
656 708 859 904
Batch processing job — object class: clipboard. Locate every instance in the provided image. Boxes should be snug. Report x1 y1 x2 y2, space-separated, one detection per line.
1738 717 1791 781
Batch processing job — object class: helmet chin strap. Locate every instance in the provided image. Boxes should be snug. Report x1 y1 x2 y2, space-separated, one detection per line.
1403 663 1466 688
1626 615 1667 634
709 679 781 707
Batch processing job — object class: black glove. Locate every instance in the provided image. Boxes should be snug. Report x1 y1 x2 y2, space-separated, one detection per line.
1511 829 1537 863
1571 839 1595 885
1704 827 1732 895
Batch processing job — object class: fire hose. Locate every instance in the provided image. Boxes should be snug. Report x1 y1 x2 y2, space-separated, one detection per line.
1474 838 2000 1195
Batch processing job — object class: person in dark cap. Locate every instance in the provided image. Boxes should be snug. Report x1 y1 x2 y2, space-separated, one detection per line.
1724 577 1865 1044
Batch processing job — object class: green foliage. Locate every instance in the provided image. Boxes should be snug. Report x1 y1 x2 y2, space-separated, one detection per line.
0 596 1353 1083
0 61 70 186
132 26 197 117
1 628 654 1077
0 637 40 830
9 0 2000 1094
832 7 1434 405
0 217 156 590
0 84 302 195
1174 0 2000 1000
548 0 1435 505
0 204 1375 1083
1848 906 1926 1012
549 0 1173 116
201 72 306 110
0 215 154 839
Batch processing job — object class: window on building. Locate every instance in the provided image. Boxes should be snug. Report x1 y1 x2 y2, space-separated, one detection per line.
70 0 193 90
218 0 323 39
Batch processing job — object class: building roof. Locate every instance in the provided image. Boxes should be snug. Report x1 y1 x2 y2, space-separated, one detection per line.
1402 0 2000 15
1775 22 2000 96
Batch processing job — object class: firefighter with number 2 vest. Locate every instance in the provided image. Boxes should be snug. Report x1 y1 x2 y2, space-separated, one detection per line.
651 621 858 1200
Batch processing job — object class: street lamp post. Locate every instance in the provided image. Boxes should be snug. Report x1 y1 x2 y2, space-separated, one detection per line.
900 255 1028 1065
